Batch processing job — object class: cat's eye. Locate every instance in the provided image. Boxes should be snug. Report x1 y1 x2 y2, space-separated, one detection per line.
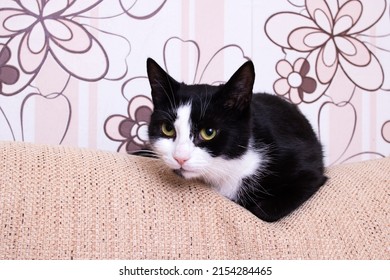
161 122 175 137
199 128 217 141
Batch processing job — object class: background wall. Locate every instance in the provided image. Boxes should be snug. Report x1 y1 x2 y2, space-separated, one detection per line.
0 0 389 166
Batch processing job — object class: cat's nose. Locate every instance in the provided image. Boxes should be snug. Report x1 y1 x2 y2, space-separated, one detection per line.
174 157 188 166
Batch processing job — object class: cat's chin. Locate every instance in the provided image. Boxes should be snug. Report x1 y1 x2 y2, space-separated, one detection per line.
173 168 200 180
173 169 184 177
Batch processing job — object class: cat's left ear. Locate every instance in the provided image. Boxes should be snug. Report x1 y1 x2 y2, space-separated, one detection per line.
222 60 255 111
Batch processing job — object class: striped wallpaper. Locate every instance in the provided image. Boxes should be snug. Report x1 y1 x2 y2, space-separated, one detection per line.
0 0 389 165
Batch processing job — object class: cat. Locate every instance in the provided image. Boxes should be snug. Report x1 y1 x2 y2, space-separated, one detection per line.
146 57 327 222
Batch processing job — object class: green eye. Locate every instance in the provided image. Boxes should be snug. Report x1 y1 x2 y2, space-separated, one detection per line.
161 122 175 137
200 128 217 141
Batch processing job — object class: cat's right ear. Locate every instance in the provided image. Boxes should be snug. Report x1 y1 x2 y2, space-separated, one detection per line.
147 58 179 105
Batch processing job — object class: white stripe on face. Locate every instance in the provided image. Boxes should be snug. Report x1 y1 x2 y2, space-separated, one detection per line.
173 103 193 160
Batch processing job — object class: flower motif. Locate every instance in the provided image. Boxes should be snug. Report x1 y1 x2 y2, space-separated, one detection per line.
0 0 109 83
382 121 390 144
0 45 19 94
120 0 167 20
163 36 250 85
265 0 386 91
273 58 316 104
104 96 153 153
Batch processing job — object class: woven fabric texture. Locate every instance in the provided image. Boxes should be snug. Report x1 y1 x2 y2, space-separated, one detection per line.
0 141 389 259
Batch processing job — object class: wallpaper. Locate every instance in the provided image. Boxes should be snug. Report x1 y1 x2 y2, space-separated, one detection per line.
0 0 389 166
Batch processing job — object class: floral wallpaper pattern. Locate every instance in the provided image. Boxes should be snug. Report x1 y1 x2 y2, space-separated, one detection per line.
0 0 389 166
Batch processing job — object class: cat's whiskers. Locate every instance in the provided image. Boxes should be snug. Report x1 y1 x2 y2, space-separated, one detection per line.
147 152 177 175
154 109 176 123
198 91 204 121
180 158 268 216
237 184 263 209
157 165 172 176
155 78 177 111
165 74 178 110
129 149 175 176
199 85 212 120
131 149 159 156
196 161 242 186
242 171 272 197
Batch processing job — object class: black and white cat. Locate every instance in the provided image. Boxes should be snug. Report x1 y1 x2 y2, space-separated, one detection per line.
146 58 327 222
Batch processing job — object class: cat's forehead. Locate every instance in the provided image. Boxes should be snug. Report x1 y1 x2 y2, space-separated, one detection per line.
177 83 220 99
153 83 224 123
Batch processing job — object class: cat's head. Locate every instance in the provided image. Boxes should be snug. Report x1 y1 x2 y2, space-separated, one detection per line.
146 58 255 182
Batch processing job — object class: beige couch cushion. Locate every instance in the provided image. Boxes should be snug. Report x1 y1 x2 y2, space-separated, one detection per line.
0 141 389 259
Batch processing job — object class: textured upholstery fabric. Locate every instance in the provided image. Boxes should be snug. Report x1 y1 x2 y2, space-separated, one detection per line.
0 141 389 259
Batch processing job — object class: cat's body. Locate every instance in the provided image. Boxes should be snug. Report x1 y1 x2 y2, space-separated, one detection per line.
146 58 327 222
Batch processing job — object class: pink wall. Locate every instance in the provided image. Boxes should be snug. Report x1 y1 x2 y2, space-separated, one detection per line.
0 0 389 165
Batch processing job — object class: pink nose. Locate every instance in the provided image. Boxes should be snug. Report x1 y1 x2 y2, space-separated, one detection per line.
174 157 188 166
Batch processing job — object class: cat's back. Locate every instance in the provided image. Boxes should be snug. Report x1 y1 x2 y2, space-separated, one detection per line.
246 93 326 222
251 93 301 119
250 93 318 143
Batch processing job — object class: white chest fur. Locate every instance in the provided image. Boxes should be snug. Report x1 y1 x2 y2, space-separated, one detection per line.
203 148 264 201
